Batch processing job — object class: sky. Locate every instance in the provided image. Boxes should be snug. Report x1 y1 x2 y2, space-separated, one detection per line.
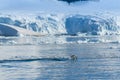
0 0 120 14
0 0 49 10
0 0 63 11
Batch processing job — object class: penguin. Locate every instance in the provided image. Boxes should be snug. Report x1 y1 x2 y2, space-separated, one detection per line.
70 55 77 60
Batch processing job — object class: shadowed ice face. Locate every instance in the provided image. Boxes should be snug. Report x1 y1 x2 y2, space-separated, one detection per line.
0 24 18 36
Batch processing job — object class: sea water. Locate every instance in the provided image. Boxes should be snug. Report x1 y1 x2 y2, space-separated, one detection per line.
0 36 120 80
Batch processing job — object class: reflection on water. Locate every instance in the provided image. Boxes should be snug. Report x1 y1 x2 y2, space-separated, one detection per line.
0 43 120 80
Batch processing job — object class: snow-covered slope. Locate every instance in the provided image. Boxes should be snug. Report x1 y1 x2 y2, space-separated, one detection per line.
0 23 42 36
0 13 120 36
0 14 66 35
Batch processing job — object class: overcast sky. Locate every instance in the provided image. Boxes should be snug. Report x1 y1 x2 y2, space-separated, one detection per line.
0 0 54 10
0 0 120 14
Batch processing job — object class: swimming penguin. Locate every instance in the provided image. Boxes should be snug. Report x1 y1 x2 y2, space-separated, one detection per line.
70 55 77 60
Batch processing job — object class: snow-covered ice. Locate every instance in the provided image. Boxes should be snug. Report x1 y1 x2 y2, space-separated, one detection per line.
0 13 120 36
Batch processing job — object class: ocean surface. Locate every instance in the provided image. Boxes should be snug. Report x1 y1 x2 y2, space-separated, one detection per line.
0 36 120 80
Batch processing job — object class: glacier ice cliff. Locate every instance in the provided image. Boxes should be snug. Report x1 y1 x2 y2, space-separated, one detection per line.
65 15 120 35
0 13 120 36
